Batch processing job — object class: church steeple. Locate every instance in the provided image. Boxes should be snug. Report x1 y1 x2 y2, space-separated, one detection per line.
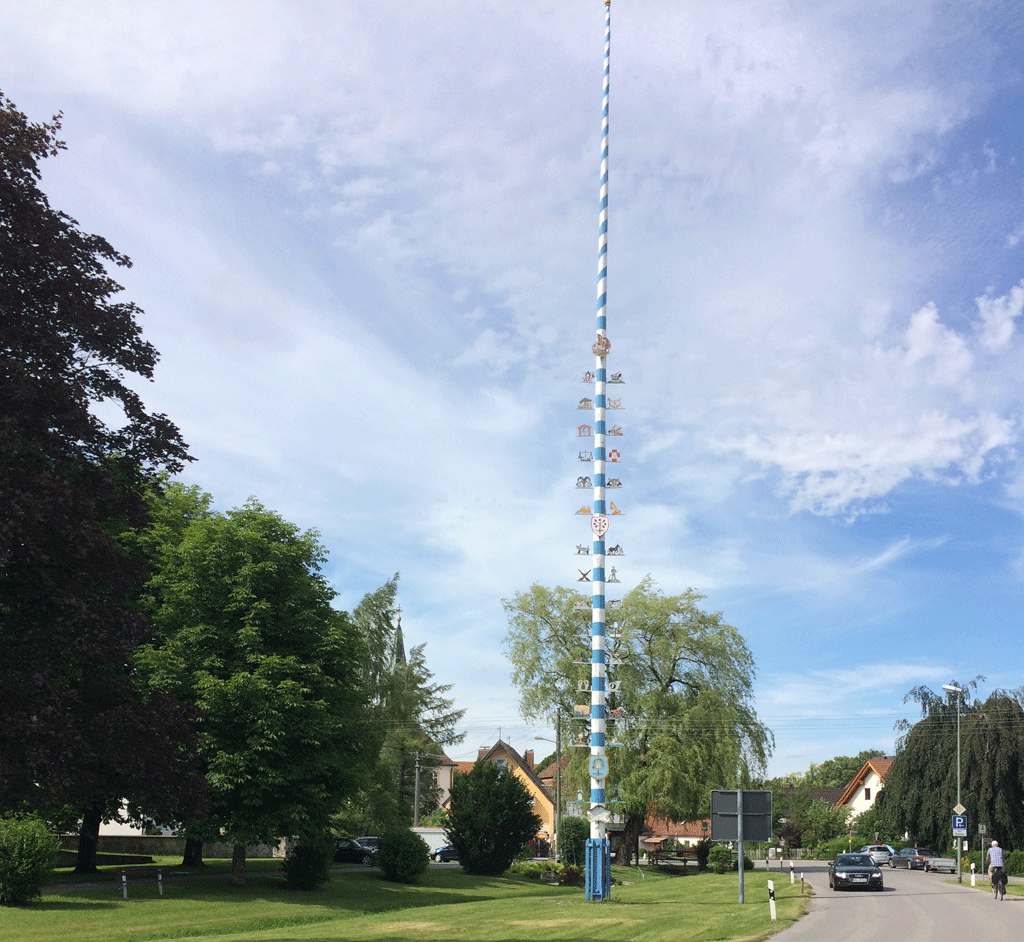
393 610 406 668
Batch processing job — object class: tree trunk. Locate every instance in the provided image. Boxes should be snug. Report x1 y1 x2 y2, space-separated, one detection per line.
231 843 247 886
182 837 204 867
75 805 102 873
613 811 645 866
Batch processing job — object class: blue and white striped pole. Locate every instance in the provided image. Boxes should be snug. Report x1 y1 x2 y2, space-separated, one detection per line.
586 0 613 903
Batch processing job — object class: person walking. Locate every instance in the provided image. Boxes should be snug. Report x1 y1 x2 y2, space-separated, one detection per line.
985 840 1006 899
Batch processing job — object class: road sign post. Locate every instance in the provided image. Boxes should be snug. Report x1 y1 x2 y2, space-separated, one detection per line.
952 812 967 884
711 790 772 905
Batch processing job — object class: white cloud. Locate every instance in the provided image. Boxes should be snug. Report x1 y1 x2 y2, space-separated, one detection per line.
976 281 1024 351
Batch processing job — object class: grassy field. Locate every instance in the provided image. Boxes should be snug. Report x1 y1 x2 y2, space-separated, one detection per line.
4 864 810 942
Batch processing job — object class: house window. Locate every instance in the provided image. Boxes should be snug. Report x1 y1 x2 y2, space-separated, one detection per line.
864 788 871 801
431 770 439 785
496 758 508 773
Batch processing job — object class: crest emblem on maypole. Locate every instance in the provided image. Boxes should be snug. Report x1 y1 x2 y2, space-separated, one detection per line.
590 514 609 538
592 335 611 356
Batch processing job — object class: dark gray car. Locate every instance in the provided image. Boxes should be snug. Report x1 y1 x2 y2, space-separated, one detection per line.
889 847 938 870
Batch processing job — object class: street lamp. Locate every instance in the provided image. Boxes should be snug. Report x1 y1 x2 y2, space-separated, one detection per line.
942 683 964 883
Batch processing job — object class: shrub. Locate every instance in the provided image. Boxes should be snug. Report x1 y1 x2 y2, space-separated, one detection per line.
819 836 853 859
0 816 58 906
562 864 585 886
708 844 733 874
558 816 589 868
281 833 332 890
510 860 557 878
695 837 711 871
446 760 541 876
376 829 429 884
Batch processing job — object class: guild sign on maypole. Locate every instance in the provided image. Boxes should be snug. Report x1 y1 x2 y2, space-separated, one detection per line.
583 0 614 903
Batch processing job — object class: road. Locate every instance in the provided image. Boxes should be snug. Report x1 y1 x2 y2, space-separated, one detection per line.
763 860 1017 942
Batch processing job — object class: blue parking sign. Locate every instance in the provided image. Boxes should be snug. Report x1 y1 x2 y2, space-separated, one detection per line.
952 814 967 831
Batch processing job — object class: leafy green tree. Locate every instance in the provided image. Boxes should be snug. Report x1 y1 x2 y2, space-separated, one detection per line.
878 680 1024 850
342 575 464 831
446 761 542 875
503 578 772 864
1 91 205 867
133 483 372 885
802 751 887 789
805 798 850 845
851 804 894 846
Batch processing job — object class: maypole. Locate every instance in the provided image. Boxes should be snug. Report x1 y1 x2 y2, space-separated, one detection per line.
585 0 613 902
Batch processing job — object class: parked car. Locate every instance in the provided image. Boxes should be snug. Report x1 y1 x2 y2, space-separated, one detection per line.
860 844 892 867
829 853 885 891
333 837 376 865
356 835 379 852
889 847 939 870
432 844 459 862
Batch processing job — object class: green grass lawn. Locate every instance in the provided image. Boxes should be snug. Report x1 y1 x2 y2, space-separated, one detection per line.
5 865 809 942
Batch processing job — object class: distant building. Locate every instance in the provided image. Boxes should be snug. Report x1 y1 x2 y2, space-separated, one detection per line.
835 757 894 815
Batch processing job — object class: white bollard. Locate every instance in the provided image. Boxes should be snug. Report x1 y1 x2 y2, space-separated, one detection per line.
790 862 795 884
768 879 777 921
970 862 976 887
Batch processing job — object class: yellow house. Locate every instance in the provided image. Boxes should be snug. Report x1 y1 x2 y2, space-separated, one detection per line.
453 741 555 847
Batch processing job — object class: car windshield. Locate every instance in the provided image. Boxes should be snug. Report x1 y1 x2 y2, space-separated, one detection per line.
918 849 937 857
837 855 872 866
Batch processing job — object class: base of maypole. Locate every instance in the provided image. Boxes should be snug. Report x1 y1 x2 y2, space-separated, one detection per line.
585 838 612 901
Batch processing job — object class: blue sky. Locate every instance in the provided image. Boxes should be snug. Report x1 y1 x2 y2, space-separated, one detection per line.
4 0 1023 778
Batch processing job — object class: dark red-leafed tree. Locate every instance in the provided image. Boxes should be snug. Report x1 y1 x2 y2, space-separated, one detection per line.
0 91 206 867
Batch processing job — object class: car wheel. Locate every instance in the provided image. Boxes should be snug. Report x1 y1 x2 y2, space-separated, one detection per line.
362 853 374 865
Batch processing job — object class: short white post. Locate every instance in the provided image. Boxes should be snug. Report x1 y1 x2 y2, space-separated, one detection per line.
970 862 976 887
768 879 777 921
120 870 128 900
789 862 795 884
158 868 164 896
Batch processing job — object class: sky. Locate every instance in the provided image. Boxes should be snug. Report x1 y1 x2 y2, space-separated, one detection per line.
4 0 1024 780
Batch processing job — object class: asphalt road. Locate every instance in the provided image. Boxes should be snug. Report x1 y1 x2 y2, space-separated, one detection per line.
761 860 1017 942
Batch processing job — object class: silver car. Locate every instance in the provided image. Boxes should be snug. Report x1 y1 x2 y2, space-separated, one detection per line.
860 844 892 867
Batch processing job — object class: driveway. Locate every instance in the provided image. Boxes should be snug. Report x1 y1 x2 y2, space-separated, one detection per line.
761 861 1018 942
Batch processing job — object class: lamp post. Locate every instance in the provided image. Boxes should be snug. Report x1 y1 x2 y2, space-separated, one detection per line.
942 683 964 883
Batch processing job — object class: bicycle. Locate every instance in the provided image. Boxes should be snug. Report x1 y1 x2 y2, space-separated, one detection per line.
991 867 1006 900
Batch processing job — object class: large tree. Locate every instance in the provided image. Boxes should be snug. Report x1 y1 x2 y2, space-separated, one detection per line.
801 751 887 789
878 680 1024 851
132 484 372 884
339 575 464 831
1 91 204 852
503 578 772 864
